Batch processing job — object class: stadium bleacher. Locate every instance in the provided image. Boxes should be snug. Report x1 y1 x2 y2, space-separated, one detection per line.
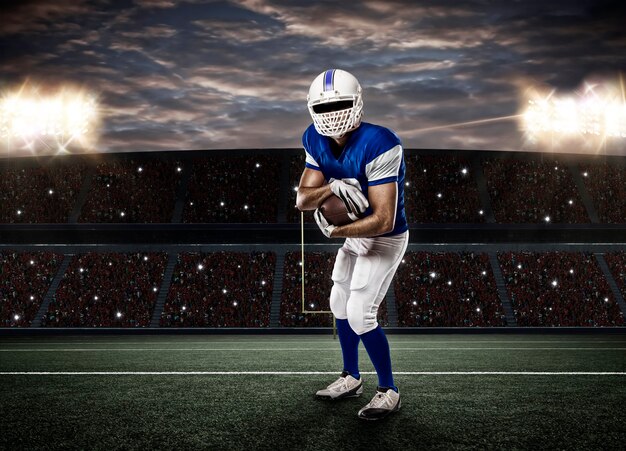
79 159 182 223
483 157 589 223
0 251 63 327
394 251 506 327
498 251 624 327
161 251 275 327
0 151 624 226
42 252 167 327
404 155 485 223
0 164 85 223
605 251 626 300
183 156 279 223
579 162 626 223
0 149 624 329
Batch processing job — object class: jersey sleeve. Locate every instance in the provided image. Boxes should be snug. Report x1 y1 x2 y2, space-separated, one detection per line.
365 128 403 185
305 151 321 170
302 125 321 171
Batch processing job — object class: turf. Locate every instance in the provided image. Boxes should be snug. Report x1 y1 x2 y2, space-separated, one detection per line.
1 334 625 450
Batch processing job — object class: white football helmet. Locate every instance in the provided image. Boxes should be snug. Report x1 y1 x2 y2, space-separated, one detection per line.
307 69 363 138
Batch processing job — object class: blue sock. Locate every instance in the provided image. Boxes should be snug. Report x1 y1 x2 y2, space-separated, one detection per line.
336 318 360 379
360 324 398 392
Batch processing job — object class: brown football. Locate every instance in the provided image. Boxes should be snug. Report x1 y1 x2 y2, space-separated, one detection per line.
319 194 353 226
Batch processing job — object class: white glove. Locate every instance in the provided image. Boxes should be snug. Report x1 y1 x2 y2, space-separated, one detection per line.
314 208 336 238
329 178 369 220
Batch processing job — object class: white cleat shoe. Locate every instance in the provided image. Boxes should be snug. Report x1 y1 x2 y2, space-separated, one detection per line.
357 386 401 420
315 371 364 400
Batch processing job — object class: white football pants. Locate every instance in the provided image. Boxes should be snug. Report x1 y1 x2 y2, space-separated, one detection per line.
329 230 409 335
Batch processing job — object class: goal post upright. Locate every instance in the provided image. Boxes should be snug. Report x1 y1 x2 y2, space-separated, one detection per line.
301 211 336 339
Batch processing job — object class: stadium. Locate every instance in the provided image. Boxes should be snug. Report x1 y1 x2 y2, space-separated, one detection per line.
1 1 626 450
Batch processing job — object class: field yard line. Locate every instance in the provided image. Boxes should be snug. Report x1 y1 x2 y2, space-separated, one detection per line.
1 347 626 352
1 371 625 375
2 340 623 345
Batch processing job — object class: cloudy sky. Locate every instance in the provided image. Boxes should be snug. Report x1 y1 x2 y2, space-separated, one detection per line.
1 0 626 155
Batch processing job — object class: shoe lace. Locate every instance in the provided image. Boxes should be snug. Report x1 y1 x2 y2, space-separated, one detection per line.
369 391 391 409
330 376 350 391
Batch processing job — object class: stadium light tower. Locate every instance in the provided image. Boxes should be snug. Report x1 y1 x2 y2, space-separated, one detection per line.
520 75 626 153
1 82 100 156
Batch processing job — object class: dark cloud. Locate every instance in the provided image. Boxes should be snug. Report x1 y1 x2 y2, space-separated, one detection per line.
0 0 625 155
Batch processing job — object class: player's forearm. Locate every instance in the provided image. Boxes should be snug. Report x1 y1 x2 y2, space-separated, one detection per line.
331 213 393 238
296 185 333 211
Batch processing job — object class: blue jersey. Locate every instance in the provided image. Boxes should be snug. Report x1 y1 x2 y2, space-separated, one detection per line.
302 122 408 237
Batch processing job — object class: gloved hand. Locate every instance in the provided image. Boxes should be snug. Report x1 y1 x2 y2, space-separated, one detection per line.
329 178 369 220
314 208 336 238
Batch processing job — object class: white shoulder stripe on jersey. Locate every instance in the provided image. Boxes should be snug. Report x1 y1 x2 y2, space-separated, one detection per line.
365 144 403 182
305 150 320 168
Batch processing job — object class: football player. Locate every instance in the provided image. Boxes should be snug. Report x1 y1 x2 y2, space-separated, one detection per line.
296 69 409 420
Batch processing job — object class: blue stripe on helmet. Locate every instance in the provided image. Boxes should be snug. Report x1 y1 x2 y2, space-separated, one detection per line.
323 69 335 91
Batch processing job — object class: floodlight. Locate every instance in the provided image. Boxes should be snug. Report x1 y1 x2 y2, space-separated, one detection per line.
0 83 100 154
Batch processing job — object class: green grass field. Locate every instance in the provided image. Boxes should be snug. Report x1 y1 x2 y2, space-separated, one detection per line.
1 333 625 450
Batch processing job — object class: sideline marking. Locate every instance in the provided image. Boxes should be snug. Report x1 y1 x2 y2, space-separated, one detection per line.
1 347 625 352
1 371 625 375
2 340 623 346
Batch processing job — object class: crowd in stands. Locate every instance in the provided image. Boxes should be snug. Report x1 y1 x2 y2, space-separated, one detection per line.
395 252 505 327
498 251 624 326
3 153 626 226
42 252 167 327
0 164 84 223
79 159 182 223
404 155 485 223
600 251 626 305
483 158 589 223
183 156 279 223
281 251 389 327
2 249 624 328
579 162 626 223
1 251 63 327
161 252 275 327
